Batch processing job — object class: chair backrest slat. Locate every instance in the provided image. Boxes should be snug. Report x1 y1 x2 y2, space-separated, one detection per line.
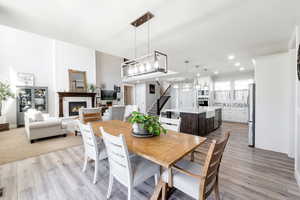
100 127 133 186
159 117 181 132
77 121 99 160
200 132 230 199
123 105 139 121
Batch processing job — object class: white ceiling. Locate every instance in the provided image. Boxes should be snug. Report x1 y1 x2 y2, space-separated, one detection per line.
0 0 299 77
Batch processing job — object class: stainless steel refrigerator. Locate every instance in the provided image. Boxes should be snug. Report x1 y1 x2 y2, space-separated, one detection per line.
248 83 255 147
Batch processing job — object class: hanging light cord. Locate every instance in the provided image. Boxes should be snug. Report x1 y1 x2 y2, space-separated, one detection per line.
134 27 137 59
148 19 150 54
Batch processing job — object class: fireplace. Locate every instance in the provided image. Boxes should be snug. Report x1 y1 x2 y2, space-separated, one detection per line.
57 92 96 117
69 101 87 116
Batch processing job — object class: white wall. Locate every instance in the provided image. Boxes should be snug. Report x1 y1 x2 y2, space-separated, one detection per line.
212 71 254 83
95 51 122 90
134 82 160 114
255 52 295 155
53 40 96 116
0 25 96 125
145 82 160 110
0 25 53 127
135 83 146 113
292 26 300 187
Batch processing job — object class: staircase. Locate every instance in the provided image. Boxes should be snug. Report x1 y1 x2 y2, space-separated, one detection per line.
147 84 171 116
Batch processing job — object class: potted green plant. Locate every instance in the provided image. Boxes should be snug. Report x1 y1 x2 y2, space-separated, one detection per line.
128 111 167 137
88 84 96 93
0 82 14 122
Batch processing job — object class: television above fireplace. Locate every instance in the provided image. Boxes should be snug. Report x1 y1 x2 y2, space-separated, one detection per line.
69 101 87 116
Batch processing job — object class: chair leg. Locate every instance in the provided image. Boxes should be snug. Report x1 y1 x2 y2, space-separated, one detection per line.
127 186 133 200
214 180 220 200
107 173 114 199
93 160 99 184
154 174 158 186
190 151 194 162
161 182 167 200
82 155 88 172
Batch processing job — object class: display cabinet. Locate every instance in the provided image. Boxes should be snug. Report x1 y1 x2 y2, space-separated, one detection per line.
16 86 48 127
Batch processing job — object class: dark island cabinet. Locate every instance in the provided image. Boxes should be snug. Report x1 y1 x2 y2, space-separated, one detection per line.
180 113 199 135
206 117 215 134
180 112 207 136
198 112 206 136
178 109 222 136
214 108 222 129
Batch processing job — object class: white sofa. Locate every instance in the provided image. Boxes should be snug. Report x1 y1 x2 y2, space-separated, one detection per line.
24 109 67 143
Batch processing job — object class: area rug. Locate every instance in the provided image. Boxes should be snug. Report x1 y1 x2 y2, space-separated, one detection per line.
0 128 82 165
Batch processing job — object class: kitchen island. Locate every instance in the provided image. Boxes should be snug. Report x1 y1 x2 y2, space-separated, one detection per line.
164 107 222 136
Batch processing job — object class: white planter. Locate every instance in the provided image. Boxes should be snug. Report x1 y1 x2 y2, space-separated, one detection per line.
132 123 140 133
132 123 150 136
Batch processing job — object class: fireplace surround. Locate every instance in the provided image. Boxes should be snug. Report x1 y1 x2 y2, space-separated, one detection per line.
57 92 96 117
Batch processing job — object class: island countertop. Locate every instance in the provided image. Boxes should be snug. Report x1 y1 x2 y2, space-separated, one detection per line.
164 106 221 114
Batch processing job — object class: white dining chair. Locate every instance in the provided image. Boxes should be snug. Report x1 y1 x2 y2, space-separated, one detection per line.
159 116 181 132
77 121 107 184
123 105 139 121
100 127 160 200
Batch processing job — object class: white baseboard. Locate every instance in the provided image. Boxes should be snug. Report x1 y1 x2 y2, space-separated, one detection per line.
296 169 300 189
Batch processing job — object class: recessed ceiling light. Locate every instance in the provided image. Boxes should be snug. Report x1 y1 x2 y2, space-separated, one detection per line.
234 62 241 66
239 67 245 71
228 54 235 60
197 73 201 77
214 71 219 75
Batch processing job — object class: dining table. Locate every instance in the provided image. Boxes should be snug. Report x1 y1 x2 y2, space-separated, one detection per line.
91 120 207 199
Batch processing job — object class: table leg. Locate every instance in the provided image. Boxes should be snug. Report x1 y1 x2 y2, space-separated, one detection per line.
151 166 175 200
167 168 173 188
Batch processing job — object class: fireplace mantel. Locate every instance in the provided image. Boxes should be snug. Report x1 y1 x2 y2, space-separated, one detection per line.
57 92 96 117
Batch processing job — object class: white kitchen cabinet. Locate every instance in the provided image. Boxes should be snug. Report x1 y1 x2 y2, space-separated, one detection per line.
222 107 248 123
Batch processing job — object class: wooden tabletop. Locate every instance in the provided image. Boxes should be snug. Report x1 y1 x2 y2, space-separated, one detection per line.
91 120 206 168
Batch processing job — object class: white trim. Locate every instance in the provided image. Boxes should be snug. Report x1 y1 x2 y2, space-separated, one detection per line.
295 169 300 189
121 83 136 105
289 27 297 49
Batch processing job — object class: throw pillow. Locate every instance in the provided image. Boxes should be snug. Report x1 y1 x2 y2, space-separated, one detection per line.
33 111 44 122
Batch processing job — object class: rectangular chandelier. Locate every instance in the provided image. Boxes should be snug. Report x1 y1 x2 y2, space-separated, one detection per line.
121 50 167 80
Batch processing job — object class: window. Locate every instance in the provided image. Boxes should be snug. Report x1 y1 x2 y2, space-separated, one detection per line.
234 79 253 90
214 81 231 91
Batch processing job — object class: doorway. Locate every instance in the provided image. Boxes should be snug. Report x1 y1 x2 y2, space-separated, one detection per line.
124 85 134 105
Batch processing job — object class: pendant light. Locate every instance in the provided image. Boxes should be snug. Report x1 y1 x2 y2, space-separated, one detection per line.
121 12 168 80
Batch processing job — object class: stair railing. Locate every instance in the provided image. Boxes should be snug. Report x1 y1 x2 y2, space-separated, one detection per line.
156 84 172 115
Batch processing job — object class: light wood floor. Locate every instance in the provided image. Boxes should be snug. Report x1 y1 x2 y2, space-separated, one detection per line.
0 122 299 200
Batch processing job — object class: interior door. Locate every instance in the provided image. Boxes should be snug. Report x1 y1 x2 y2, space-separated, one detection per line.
124 86 133 105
